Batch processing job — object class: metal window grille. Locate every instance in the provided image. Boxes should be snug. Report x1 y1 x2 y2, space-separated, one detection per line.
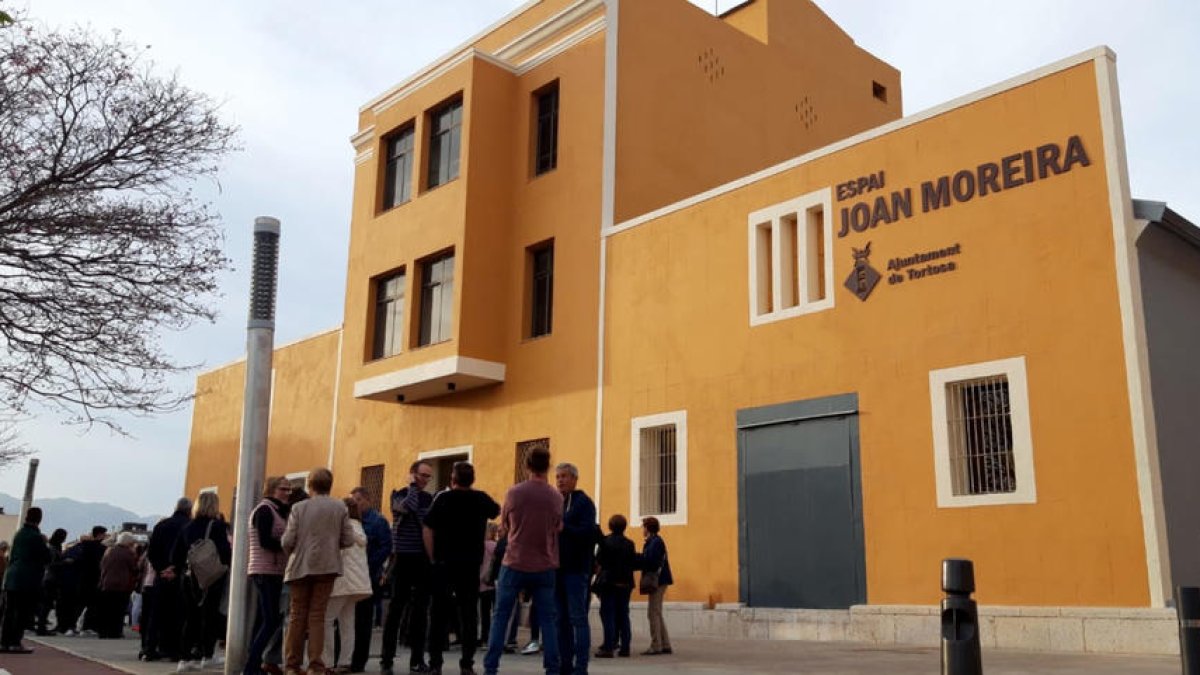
639 424 677 516
535 84 559 175
373 271 406 358
515 438 550 484
383 126 414 208
360 464 385 509
418 252 454 346
530 243 554 337
946 375 1016 495
427 99 462 188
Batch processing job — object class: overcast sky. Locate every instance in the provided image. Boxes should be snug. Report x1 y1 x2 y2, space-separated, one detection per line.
3 0 1197 516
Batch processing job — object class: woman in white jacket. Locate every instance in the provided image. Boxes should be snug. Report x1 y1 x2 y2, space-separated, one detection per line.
323 497 371 671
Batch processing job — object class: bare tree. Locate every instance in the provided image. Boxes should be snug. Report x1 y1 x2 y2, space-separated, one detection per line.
0 15 237 428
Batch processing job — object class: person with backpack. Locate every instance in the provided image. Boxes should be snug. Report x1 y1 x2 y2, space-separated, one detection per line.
172 491 231 672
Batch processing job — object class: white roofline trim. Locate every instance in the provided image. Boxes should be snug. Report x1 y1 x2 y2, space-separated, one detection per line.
497 0 602 61
602 45 1115 238
195 326 343 378
515 16 605 76
360 0 541 113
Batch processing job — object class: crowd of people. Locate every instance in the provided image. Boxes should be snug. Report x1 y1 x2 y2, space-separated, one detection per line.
0 445 674 675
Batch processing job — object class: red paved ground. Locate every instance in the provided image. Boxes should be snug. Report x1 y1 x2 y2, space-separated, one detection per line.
0 641 128 674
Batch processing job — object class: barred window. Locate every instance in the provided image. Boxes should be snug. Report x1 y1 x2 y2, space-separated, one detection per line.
359 464 385 509
630 411 688 526
946 376 1014 495
930 357 1036 508
515 438 550 484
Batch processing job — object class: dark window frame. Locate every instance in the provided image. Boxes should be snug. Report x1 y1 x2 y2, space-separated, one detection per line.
533 81 559 176
371 268 407 360
417 250 455 347
426 97 463 190
382 124 415 210
528 240 554 338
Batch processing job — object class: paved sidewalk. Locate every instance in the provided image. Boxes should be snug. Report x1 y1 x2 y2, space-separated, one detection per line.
28 631 1180 674
0 639 128 674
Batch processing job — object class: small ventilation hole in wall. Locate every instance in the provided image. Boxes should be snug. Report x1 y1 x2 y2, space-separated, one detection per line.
873 81 888 103
795 95 817 130
698 47 725 83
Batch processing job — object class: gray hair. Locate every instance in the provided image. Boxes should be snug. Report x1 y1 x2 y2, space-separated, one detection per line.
117 532 136 547
555 462 579 478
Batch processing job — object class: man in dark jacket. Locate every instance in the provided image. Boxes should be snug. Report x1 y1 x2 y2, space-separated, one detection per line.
145 497 191 661
350 486 391 672
0 507 51 653
77 525 108 634
554 462 598 675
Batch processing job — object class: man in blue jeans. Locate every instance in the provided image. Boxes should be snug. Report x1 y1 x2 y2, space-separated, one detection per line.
483 447 563 675
554 463 597 675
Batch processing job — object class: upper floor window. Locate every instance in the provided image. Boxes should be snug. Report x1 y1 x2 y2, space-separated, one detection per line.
382 125 415 209
747 188 834 326
528 240 554 338
534 82 559 175
371 269 406 359
427 98 463 189
418 251 455 346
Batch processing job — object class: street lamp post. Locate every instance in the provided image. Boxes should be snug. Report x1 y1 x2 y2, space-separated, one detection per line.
225 217 280 674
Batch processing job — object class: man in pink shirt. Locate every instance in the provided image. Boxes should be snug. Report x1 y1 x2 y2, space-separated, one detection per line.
482 447 563 675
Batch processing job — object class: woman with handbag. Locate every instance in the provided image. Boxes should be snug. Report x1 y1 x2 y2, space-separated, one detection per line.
593 514 636 658
636 516 673 656
171 491 231 672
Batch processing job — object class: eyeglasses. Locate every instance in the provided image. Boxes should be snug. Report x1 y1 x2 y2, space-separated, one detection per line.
417 473 433 480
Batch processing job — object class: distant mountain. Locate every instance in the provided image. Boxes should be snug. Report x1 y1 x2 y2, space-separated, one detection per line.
0 492 162 541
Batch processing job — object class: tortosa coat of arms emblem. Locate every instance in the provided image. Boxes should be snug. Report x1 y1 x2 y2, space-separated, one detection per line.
844 241 880 301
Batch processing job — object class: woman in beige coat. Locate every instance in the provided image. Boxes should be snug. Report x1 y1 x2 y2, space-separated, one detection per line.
281 468 356 675
322 498 371 671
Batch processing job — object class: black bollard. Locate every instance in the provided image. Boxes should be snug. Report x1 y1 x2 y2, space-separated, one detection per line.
941 558 982 675
1179 586 1200 675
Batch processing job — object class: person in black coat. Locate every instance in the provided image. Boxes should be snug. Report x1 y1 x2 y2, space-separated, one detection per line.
77 525 108 634
0 507 51 653
171 493 231 669
593 514 636 658
145 497 192 661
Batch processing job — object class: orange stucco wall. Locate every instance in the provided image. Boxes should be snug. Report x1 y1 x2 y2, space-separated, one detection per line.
601 61 1148 607
184 329 340 504
613 0 901 223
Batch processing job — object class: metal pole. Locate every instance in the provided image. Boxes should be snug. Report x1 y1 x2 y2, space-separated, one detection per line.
17 458 39 525
225 217 281 675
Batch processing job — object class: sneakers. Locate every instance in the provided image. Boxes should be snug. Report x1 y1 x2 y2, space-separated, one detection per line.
520 640 541 655
176 660 201 673
200 654 225 669
63 629 79 637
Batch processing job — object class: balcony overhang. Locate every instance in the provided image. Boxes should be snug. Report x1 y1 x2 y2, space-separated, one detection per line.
353 356 506 403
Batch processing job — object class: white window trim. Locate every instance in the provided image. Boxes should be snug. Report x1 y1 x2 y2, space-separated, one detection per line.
929 356 1037 508
417 445 474 463
747 187 835 326
629 410 688 527
285 471 310 487
198 485 218 495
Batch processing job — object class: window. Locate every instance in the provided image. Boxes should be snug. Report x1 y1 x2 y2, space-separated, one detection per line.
418 251 454 346
371 269 406 359
528 241 554 338
382 125 415 208
533 82 559 175
748 188 833 325
427 98 463 189
359 464 385 510
515 438 550 483
930 357 1036 507
630 411 688 526
418 446 473 494
286 471 309 489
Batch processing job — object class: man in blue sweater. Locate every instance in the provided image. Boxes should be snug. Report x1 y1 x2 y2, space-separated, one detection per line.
554 463 598 675
381 461 435 675
350 486 392 673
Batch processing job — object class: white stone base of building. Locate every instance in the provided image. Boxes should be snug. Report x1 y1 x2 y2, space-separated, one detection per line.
590 602 1179 656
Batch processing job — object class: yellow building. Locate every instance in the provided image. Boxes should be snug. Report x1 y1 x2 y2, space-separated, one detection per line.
186 0 1199 654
